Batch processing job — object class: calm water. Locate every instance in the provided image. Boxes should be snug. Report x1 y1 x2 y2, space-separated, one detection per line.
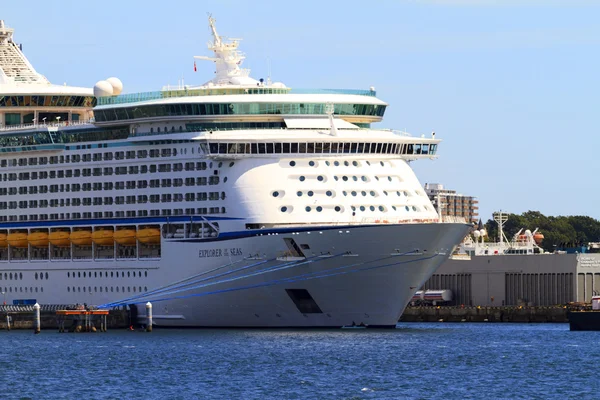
0 323 598 399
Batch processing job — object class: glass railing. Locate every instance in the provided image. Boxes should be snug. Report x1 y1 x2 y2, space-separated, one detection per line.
97 87 377 106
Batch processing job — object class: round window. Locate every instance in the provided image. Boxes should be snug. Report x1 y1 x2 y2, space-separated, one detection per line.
360 206 366 211
281 206 288 212
351 191 357 196
289 161 296 167
305 206 311 212
297 191 303 197
379 206 385 211
273 191 279 197
334 206 341 212
316 206 323 212
370 191 376 196
344 161 349 166
325 161 330 166
342 176 348 181
370 206 375 211
309 161 315 167
299 176 305 182
308 191 314 197
334 161 340 166
326 191 332 196
352 161 358 166
317 176 324 181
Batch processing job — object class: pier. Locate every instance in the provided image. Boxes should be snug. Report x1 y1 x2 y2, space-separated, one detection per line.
400 305 571 323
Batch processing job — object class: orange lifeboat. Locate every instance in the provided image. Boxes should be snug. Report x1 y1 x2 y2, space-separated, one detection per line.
137 228 161 245
71 230 92 246
28 232 49 248
49 231 71 247
114 229 137 246
7 232 28 248
0 233 7 248
533 232 544 245
92 229 114 246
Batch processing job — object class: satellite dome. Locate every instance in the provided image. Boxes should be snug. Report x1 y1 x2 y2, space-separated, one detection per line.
525 229 532 237
479 229 487 237
93 80 113 97
473 230 481 238
106 77 123 95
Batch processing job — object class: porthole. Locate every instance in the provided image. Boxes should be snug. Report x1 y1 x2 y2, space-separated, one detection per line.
334 176 339 181
404 191 409 196
317 176 324 182
388 176 392 182
273 191 280 197
352 176 358 181
344 161 349 166
218 162 223 168
397 191 401 196
351 206 356 211
67 287 70 292
361 191 367 196
384 191 388 196
379 206 385 211
299 176 305 182
361 176 368 182
308 191 314 197
83 272 86 278
20 273 23 280
351 191 357 196
281 206 288 212
342 176 348 181
297 191 303 197
360 206 366 211
343 191 348 196
412 206 417 211
392 206 397 211
366 161 371 166
370 191 376 197
334 206 341 212
405 206 410 211
289 161 296 167
224 177 228 183
309 161 315 167
229 162 235 167
375 176 379 181
334 161 340 166
326 191 333 197
380 161 385 166
325 161 330 166
370 206 375 211
128 271 131 277
145 271 148 277
45 272 48 279
352 161 358 167
35 273 38 280
305 206 311 212
316 206 323 212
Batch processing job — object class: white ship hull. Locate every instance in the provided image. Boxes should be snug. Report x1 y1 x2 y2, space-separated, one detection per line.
0 222 469 327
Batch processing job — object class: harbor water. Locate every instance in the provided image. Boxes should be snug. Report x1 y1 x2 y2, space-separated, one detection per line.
0 323 598 399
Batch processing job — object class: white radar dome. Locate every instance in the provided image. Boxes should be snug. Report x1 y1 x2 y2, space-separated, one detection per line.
525 229 532 237
479 229 487 237
106 77 123 95
94 80 113 97
473 230 481 238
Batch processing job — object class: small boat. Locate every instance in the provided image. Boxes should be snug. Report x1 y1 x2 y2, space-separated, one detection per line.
49 231 71 247
7 232 28 248
92 229 114 246
28 231 49 248
137 228 161 245
71 230 92 246
114 229 137 246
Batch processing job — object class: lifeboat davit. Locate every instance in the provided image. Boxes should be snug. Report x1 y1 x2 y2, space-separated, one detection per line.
0 233 7 248
7 232 28 248
71 230 92 246
114 229 137 246
49 231 71 247
138 228 161 245
28 232 49 248
92 229 114 246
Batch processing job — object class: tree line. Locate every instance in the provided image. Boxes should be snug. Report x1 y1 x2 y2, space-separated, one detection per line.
483 211 600 252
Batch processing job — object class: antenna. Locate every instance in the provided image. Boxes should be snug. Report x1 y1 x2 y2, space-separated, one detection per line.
494 211 509 245
267 57 272 85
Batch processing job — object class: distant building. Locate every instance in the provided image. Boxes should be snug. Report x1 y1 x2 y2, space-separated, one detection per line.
424 183 478 223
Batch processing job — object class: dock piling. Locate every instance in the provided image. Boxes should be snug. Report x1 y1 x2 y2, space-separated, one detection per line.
33 303 40 334
5 314 10 331
146 302 152 332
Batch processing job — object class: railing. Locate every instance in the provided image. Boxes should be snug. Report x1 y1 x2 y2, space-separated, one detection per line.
97 87 378 106
0 119 95 133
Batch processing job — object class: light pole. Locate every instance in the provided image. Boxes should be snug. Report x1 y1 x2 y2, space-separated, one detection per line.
56 116 61 125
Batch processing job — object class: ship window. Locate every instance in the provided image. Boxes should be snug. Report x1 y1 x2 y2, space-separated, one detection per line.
305 206 311 212
281 206 288 212
316 206 322 212
299 176 305 182
289 161 296 167
335 206 341 212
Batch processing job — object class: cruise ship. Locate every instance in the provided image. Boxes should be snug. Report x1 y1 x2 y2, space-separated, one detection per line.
0 17 470 327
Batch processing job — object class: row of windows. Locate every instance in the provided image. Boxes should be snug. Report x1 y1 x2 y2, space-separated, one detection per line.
94 102 386 122
0 95 95 108
0 178 222 195
1 152 211 168
0 207 227 222
67 270 148 279
0 192 226 209
0 127 128 149
67 285 147 293
279 204 426 213
1 286 43 293
207 141 437 156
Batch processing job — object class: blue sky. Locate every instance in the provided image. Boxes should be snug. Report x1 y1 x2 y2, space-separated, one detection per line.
3 0 599 221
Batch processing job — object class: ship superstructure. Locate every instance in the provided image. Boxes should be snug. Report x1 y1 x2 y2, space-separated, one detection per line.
0 18 470 327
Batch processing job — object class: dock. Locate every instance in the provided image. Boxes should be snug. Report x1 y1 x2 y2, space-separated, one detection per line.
400 305 570 323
